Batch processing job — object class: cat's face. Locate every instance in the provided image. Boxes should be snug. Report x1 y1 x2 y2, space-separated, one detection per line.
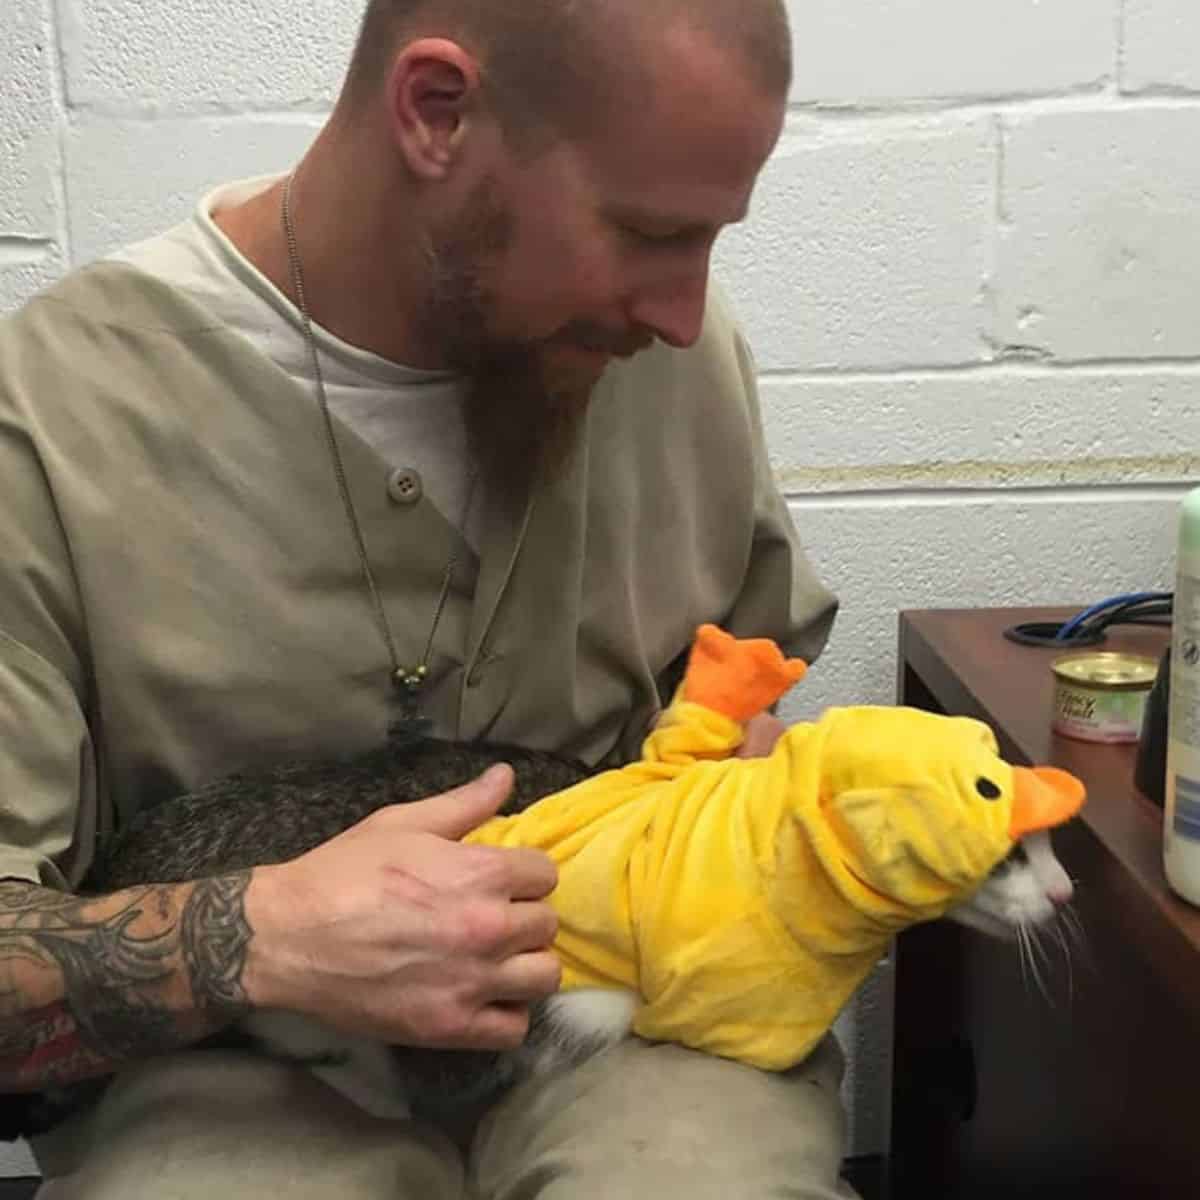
945 829 1074 939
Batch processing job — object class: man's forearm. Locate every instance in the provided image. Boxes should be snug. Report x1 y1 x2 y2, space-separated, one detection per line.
0 875 253 1091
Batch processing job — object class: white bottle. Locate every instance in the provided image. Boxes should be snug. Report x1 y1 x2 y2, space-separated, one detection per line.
1164 486 1200 906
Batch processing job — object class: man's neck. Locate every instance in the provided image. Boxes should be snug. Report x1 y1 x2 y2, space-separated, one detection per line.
212 135 439 368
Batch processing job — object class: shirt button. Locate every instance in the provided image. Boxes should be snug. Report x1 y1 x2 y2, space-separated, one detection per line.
387 467 423 506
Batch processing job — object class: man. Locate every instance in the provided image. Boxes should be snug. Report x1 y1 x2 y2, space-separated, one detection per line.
0 0 848 1195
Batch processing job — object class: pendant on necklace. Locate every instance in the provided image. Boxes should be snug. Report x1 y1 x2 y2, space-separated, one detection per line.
388 665 433 744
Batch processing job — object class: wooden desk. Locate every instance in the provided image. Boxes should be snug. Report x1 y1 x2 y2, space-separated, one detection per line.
890 607 1200 1200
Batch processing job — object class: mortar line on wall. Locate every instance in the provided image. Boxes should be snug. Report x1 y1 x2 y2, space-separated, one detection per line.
1123 82 1200 99
61 89 1200 130
757 355 1200 381
783 482 1190 508
0 239 56 267
0 234 55 247
46 0 74 266
787 87 1109 120
782 88 1200 132
978 111 1007 363
62 101 335 125
1115 0 1128 94
992 112 1010 233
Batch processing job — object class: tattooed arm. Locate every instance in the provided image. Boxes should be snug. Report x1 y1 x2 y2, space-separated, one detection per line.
0 874 252 1092
0 769 563 1101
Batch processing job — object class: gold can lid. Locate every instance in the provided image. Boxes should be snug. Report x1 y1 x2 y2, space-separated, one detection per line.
1051 651 1159 691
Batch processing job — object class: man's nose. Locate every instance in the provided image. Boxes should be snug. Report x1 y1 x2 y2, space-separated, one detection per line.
625 262 711 350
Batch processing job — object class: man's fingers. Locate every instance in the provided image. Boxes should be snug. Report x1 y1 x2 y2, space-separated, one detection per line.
500 847 558 901
493 900 558 958
488 948 562 1004
388 765 514 839
456 1003 532 1052
734 713 787 759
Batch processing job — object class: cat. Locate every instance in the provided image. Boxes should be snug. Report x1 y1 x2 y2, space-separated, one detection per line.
7 728 1079 1134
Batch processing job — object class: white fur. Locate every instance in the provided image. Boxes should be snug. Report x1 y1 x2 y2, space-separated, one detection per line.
1021 829 1075 904
529 988 638 1070
946 830 1073 938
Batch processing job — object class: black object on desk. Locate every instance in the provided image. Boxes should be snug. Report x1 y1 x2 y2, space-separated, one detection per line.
1135 647 1171 807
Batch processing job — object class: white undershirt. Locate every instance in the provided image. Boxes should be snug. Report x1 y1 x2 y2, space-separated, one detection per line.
108 174 481 546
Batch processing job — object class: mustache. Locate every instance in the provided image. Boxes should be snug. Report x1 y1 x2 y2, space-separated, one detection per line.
554 323 656 358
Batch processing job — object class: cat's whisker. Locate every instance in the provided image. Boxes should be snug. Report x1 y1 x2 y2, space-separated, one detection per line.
1015 925 1031 994
1060 905 1094 971
1034 926 1060 1007
1023 924 1053 1005
1061 904 1083 945
1027 926 1046 1003
1029 923 1052 972
1053 920 1075 1006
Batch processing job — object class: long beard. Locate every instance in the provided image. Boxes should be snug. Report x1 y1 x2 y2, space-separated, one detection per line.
417 187 598 505
464 354 594 506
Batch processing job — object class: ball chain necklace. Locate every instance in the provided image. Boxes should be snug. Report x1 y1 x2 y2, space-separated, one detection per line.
281 170 477 736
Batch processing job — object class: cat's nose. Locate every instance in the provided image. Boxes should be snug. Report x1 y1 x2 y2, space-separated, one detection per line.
1041 868 1070 902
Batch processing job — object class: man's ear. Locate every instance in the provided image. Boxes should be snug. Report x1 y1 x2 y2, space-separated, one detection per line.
385 38 482 181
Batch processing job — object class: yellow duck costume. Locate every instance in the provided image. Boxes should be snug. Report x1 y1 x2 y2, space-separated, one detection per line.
465 624 1086 1071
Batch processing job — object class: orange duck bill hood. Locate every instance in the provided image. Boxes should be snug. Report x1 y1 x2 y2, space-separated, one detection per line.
1009 766 1087 839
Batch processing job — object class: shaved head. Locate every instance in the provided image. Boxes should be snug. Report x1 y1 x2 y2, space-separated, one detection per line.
345 0 791 145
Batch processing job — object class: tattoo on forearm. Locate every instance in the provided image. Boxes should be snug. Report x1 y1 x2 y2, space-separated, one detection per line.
0 874 254 1089
181 872 252 1016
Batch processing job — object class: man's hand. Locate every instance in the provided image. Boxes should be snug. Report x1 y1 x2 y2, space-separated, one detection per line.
244 765 561 1051
735 712 788 759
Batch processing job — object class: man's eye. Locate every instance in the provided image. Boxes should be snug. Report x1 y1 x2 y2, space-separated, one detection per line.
623 225 699 249
625 226 675 245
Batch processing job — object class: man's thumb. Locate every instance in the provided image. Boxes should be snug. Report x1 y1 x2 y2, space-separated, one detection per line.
394 764 514 840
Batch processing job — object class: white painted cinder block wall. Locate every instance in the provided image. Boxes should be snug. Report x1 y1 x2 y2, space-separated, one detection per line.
2 0 1198 1174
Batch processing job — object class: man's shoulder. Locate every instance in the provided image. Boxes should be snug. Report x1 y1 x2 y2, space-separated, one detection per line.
0 259 297 483
0 260 278 430
4 260 224 344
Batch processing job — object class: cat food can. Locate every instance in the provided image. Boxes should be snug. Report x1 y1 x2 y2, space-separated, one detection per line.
1051 651 1159 744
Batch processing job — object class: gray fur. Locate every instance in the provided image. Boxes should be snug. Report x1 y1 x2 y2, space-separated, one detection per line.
86 733 593 891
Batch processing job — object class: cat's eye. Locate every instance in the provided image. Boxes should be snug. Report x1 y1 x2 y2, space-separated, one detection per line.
975 777 1002 800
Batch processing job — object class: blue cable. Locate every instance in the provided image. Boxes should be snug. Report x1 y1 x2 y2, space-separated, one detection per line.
1055 591 1174 641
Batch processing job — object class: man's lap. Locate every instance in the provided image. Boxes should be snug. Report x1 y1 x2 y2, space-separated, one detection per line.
474 1033 856 1199
31 1036 856 1199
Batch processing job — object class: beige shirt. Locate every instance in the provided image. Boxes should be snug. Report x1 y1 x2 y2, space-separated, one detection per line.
0 262 837 890
109 174 484 549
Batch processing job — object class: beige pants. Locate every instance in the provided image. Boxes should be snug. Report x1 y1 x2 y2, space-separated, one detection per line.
32 1036 857 1199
